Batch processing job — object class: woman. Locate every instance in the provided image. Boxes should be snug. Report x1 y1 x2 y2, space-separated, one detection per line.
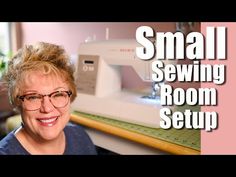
0 42 97 155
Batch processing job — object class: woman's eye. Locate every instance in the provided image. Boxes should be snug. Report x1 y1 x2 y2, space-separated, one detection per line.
52 93 66 98
25 95 41 101
53 93 64 98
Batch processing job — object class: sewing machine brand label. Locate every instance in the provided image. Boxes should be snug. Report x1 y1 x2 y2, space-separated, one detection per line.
76 55 99 95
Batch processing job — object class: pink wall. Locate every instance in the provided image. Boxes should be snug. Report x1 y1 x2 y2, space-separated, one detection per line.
201 23 236 154
21 22 176 89
21 22 176 54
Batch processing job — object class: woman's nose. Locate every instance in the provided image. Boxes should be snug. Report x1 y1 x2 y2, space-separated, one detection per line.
40 96 54 113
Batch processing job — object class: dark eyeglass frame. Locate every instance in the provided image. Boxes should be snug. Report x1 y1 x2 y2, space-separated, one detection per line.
16 90 72 111
17 90 72 102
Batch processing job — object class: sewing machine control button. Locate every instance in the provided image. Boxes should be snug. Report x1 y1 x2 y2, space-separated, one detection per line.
83 65 88 71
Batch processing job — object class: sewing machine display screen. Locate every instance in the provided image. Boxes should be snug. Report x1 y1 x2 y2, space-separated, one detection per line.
76 55 99 95
84 60 94 64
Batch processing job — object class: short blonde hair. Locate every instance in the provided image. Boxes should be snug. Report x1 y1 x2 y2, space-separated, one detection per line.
3 42 77 107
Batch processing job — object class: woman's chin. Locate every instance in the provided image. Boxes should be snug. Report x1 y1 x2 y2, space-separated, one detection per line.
40 132 61 141
37 127 63 141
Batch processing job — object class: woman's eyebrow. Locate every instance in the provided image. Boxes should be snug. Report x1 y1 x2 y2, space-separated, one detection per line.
22 90 38 94
53 87 67 91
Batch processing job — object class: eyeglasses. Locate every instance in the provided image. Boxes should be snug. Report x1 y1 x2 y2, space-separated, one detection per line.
17 91 72 111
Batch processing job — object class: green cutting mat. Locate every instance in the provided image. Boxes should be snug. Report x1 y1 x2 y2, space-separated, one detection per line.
72 109 200 151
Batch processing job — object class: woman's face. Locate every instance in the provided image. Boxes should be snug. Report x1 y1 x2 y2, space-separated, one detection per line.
19 71 71 141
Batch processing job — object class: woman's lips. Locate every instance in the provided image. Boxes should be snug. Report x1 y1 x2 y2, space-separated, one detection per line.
36 116 59 127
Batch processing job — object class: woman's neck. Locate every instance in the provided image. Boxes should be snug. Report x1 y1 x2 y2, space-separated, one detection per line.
15 126 66 155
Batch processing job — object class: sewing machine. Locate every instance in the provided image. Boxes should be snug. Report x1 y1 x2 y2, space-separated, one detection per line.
71 39 176 128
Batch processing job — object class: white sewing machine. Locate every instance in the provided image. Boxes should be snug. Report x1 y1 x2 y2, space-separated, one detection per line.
71 39 175 128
